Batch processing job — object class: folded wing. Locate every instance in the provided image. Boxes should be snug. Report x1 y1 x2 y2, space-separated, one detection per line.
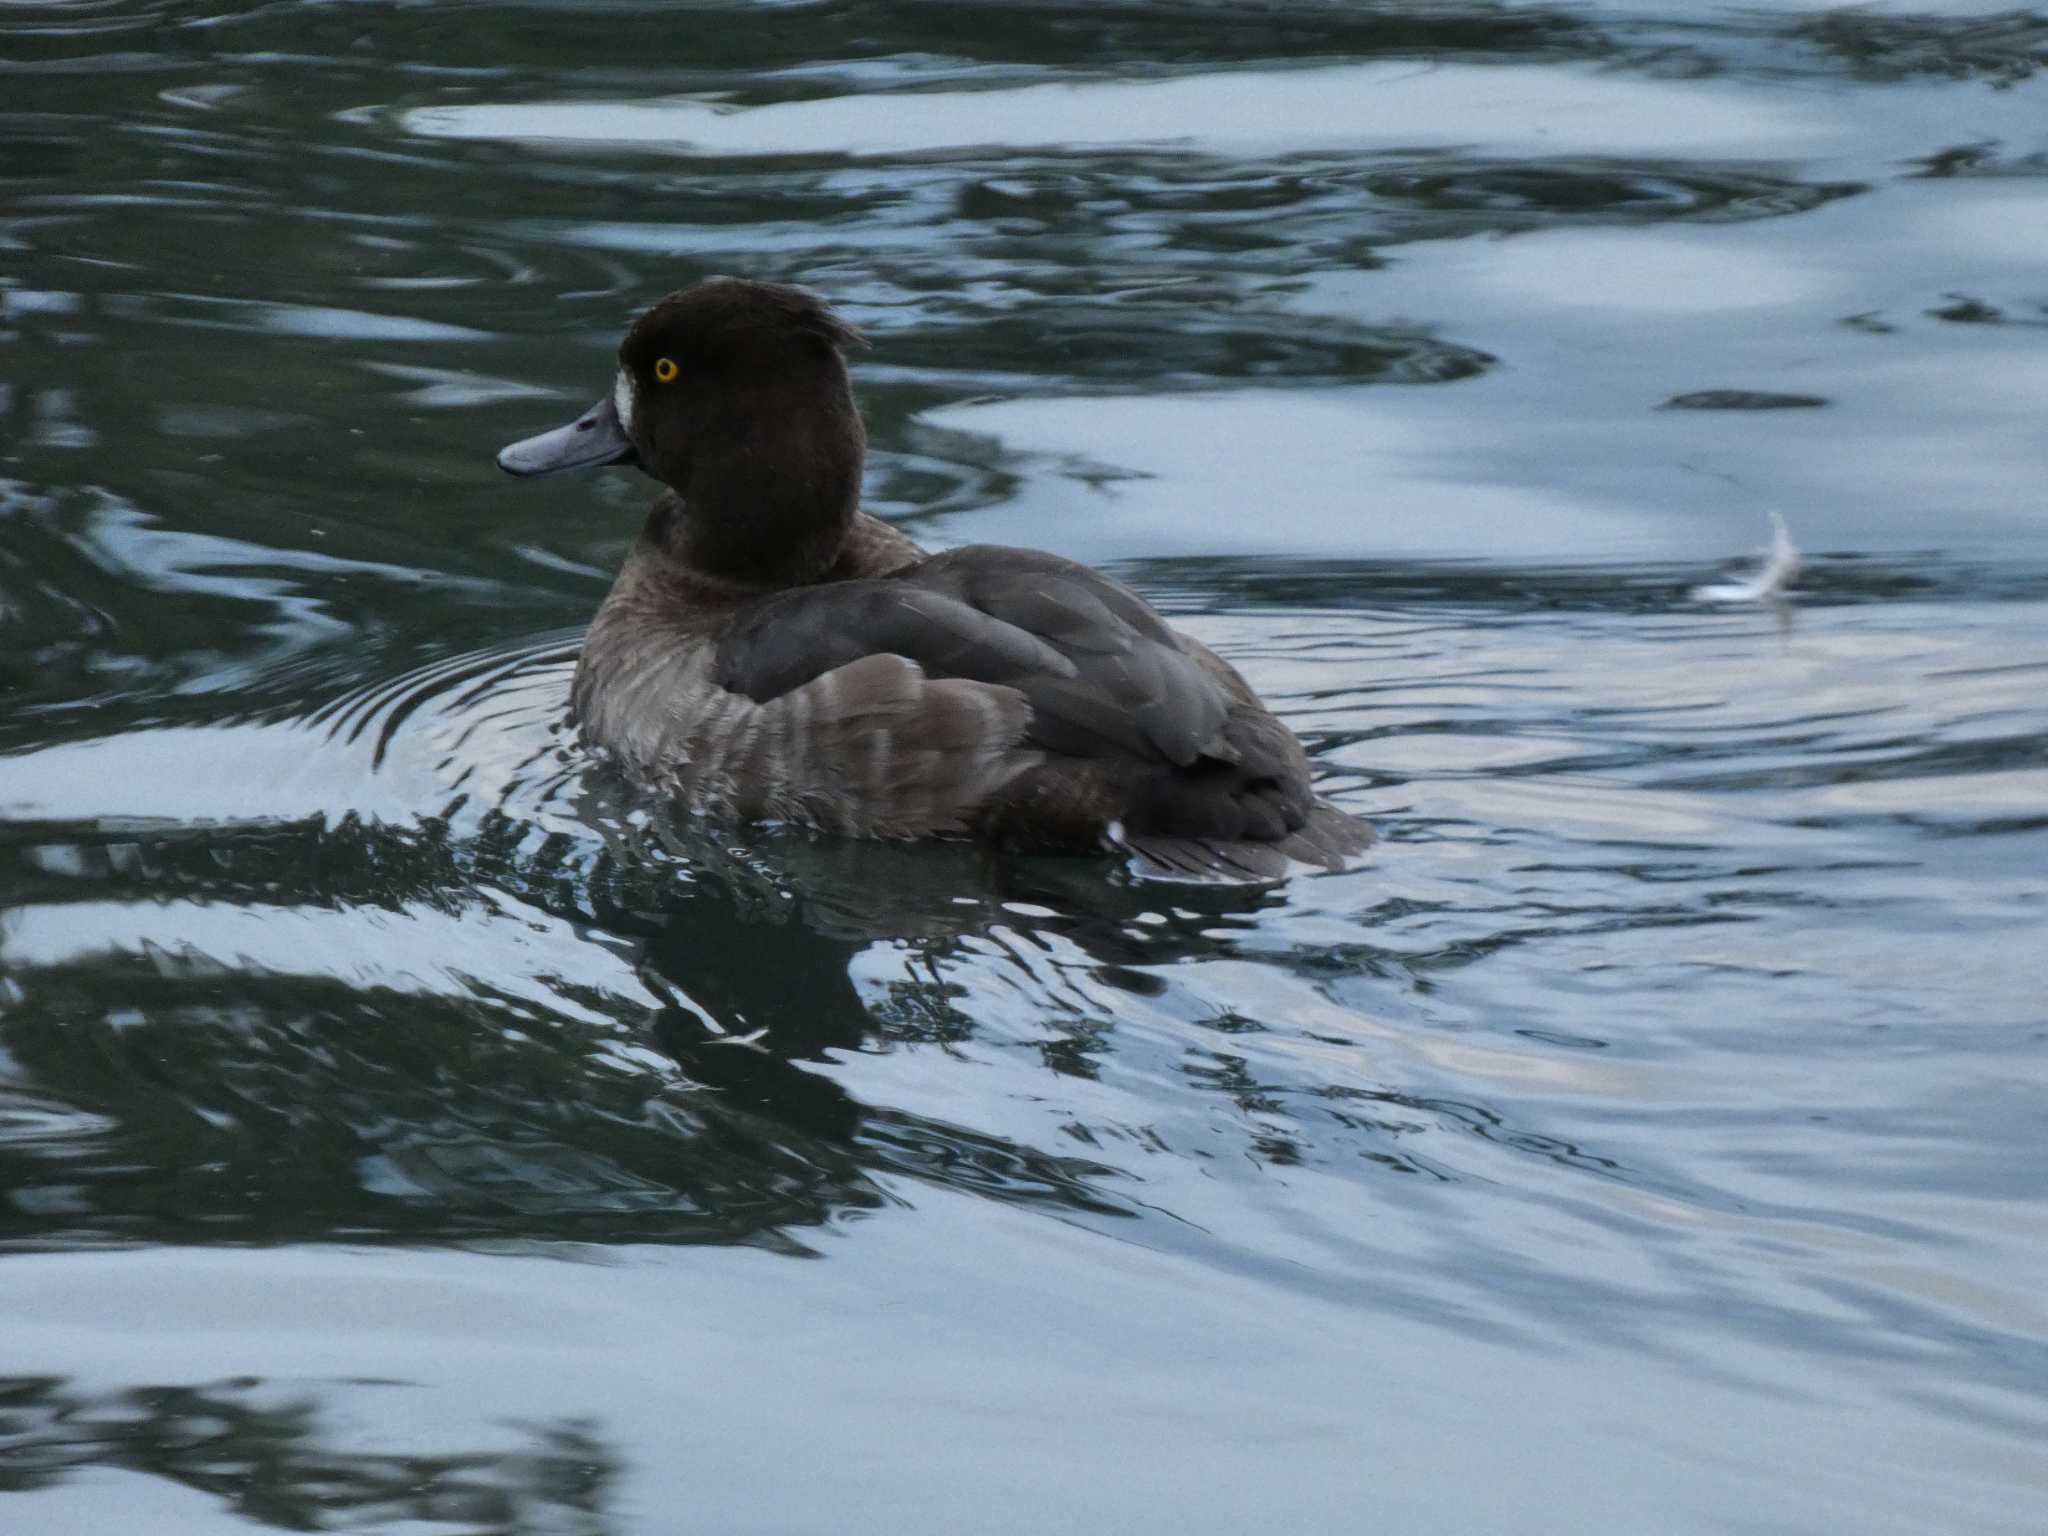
703 544 1371 873
716 545 1233 768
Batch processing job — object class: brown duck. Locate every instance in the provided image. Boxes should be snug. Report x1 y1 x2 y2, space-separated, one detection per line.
498 277 1370 879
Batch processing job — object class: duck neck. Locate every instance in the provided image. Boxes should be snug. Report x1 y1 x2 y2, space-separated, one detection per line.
661 390 865 588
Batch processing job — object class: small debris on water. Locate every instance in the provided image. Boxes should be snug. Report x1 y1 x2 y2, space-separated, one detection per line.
1693 512 1801 604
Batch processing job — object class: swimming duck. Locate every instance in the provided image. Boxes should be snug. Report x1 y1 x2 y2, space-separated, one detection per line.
498 277 1370 879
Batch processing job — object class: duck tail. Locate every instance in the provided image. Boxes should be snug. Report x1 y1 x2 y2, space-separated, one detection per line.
1119 799 1373 883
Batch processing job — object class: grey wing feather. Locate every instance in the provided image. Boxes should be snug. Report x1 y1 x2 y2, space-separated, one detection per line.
716 584 1075 703
921 547 1232 763
715 544 1234 768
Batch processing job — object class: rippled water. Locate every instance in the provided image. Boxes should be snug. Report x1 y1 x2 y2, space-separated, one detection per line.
4 2 2047 1531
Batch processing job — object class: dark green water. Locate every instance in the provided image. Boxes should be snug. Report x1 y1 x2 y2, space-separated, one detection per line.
4 2 2048 1531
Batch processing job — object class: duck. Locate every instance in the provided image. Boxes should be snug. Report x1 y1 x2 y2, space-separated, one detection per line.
497 276 1370 879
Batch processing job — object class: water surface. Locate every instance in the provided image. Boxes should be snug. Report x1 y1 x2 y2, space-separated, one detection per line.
3 2 2047 1532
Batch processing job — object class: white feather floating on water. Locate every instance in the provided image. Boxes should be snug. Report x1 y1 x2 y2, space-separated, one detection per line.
1693 512 1800 603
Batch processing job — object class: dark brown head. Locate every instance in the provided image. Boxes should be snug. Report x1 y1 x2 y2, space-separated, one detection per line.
498 277 868 583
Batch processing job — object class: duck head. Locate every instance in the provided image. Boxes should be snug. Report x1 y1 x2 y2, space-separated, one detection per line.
499 277 868 582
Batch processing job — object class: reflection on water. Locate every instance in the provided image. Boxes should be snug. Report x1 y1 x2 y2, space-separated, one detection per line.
3 1 2048 1532
0 1375 616 1535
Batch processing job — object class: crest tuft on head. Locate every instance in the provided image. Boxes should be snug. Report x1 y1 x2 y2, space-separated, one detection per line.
628 277 865 365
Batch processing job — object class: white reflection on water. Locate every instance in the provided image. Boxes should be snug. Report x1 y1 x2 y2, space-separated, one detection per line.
921 389 1660 561
401 62 1843 160
1271 177 2048 562
0 889 657 1027
110 293 491 343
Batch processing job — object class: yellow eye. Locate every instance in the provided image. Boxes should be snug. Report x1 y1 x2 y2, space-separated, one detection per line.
653 357 678 383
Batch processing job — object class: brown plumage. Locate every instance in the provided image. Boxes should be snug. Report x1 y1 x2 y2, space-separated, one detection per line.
498 276 1371 879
